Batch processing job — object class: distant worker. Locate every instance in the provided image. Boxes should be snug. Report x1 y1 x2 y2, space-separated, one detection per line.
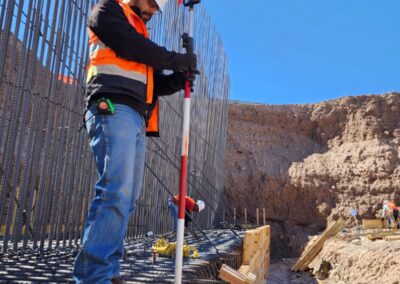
381 200 399 229
168 195 205 230
73 0 198 282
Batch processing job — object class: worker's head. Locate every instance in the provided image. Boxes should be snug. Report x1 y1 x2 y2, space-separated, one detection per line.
125 0 167 22
194 200 205 212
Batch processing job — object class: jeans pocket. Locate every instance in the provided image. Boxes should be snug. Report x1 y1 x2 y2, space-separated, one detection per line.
85 106 98 138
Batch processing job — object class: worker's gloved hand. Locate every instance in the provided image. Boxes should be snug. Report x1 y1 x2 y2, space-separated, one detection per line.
174 53 200 74
170 71 196 92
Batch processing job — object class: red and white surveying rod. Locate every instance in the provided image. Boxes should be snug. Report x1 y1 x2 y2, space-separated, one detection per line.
175 0 200 283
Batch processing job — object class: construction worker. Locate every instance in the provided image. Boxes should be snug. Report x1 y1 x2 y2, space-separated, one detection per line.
168 195 205 230
381 200 399 229
73 0 198 283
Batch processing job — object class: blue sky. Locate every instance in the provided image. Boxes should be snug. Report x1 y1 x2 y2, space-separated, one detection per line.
201 0 400 104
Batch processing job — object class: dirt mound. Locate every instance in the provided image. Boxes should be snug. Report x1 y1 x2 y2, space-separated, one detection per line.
310 230 400 283
225 93 400 258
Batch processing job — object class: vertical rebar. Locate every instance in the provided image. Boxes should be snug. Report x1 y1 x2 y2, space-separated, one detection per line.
0 0 230 252
1 0 34 252
12 0 45 250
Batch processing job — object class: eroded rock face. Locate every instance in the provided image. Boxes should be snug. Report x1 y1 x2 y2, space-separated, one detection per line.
225 93 400 258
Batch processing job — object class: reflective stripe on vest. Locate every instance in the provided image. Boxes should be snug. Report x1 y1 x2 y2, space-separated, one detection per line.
87 64 147 84
87 0 159 135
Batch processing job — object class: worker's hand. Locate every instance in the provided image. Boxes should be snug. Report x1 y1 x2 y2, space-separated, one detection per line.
174 53 200 74
171 71 196 92
181 71 196 90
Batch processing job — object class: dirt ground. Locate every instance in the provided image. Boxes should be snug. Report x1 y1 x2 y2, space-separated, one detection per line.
267 258 317 284
308 227 400 283
270 227 400 284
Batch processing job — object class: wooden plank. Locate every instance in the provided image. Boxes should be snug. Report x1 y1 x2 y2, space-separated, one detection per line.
243 229 259 264
293 219 344 271
384 235 400 241
256 226 269 283
368 230 399 240
257 227 266 252
219 264 247 284
292 218 344 272
238 265 250 275
246 272 256 283
236 265 259 284
219 264 256 284
362 219 384 230
264 225 270 251
248 247 263 272
257 225 270 280
236 225 271 284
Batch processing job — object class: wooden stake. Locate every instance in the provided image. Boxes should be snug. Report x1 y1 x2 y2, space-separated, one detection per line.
244 208 247 225
234 208 237 224
256 208 259 226
262 208 266 225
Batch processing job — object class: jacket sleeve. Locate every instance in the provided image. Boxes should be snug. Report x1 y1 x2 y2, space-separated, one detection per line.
154 71 185 96
88 0 185 71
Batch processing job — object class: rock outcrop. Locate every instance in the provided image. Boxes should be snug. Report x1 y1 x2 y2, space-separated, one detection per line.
225 92 400 258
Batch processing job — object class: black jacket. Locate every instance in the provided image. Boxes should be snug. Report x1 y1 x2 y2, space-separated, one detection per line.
86 0 188 114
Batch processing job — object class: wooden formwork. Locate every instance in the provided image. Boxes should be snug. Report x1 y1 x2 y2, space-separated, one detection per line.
219 225 270 284
292 218 344 272
384 235 400 241
362 219 384 230
362 218 400 240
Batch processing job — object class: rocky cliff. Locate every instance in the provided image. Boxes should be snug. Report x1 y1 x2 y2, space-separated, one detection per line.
225 92 400 258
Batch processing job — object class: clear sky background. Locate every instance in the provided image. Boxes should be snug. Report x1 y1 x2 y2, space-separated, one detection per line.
201 0 400 105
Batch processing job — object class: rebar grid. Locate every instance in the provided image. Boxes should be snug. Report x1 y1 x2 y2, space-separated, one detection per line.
0 229 242 282
0 0 230 252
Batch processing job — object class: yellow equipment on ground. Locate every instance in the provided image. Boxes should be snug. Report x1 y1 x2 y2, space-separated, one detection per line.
152 238 199 258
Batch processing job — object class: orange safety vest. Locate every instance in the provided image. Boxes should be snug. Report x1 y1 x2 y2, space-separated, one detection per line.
387 201 397 209
86 0 159 136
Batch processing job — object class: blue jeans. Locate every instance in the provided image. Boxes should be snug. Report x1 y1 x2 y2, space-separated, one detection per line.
73 104 147 283
168 198 192 230
386 210 399 228
168 198 178 231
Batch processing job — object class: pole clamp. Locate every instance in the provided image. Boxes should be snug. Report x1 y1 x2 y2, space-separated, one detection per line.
181 33 194 55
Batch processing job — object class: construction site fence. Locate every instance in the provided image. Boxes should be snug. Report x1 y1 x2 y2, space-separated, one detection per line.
0 0 230 252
